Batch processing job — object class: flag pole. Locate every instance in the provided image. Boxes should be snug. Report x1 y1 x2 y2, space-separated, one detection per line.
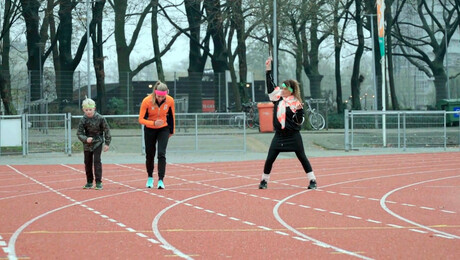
377 0 386 147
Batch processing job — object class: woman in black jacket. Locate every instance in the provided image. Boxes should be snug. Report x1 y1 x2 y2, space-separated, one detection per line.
259 57 317 190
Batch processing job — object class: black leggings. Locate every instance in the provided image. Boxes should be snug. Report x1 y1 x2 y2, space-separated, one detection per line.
263 133 313 174
144 126 170 180
84 144 103 183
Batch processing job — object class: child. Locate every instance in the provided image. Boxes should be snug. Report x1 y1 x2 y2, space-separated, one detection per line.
259 57 317 190
77 97 111 190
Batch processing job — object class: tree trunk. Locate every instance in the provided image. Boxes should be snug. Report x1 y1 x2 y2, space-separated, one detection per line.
113 0 131 112
432 66 448 100
333 0 344 114
185 0 206 112
20 0 41 101
56 0 77 109
1 0 16 115
234 0 248 104
92 0 107 113
385 1 399 110
151 0 165 83
350 0 364 110
302 9 324 99
204 1 228 73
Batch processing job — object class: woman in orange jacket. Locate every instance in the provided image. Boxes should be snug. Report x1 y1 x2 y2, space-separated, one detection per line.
139 81 175 189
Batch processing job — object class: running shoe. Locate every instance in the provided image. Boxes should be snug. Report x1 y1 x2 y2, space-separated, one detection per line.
146 177 154 188
83 183 93 189
308 180 317 190
95 182 103 190
157 180 165 189
258 180 267 189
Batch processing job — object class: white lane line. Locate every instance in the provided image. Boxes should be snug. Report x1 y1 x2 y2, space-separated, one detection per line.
409 229 428 234
275 231 289 236
387 224 403 228
380 175 460 239
273 188 373 260
148 238 160 244
258 226 272 231
434 234 455 239
5 165 139 260
328 211 341 215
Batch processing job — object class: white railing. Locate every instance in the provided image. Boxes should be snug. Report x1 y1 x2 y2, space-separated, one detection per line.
0 112 247 156
344 110 460 151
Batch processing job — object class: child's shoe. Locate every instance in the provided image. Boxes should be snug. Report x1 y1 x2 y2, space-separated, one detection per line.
83 183 93 189
95 182 103 190
157 180 165 189
146 177 154 188
308 180 317 190
258 180 267 189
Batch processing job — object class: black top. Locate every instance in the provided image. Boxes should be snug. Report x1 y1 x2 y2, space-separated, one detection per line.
266 71 304 132
77 112 112 151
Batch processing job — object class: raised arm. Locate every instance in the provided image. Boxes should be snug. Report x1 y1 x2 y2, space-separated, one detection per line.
265 57 276 93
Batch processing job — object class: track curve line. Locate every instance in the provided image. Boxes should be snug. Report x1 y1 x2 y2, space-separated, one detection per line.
380 175 460 239
273 186 373 260
151 182 256 260
5 165 137 260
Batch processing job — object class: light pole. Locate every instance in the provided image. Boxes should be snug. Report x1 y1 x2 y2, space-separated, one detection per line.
86 0 91 98
365 14 378 111
272 0 278 83
445 21 450 99
36 43 44 101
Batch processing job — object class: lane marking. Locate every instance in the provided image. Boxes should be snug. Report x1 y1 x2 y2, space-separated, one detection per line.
380 175 460 239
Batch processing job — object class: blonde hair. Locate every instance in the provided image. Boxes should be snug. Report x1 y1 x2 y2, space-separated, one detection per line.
283 79 303 103
82 96 96 109
149 81 169 106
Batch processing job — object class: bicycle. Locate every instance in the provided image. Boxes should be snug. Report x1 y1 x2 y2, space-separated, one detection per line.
305 99 325 130
242 102 259 128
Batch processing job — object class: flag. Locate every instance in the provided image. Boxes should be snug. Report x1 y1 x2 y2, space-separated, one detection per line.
376 0 385 57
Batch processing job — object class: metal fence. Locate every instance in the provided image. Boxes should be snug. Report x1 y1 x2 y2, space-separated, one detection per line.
344 110 460 151
0 112 247 156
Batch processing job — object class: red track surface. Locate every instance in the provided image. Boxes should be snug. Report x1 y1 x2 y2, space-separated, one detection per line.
1 152 459 259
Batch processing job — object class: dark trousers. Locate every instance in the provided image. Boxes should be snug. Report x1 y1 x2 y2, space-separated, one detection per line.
263 132 313 174
144 127 170 180
84 144 103 183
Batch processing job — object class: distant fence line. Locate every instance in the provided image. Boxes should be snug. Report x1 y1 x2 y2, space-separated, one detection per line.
2 110 460 156
0 112 247 156
344 110 460 151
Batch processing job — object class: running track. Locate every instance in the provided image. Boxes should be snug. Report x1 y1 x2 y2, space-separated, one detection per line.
1 152 459 259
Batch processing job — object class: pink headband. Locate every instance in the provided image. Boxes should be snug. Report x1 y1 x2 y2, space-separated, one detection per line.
155 90 168 96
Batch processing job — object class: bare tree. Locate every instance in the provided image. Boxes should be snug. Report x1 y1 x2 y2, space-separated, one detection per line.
109 0 181 113
392 0 460 102
350 0 365 110
1 0 21 114
91 0 107 112
333 0 353 113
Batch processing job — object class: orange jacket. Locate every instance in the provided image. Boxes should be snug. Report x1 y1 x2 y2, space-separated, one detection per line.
138 95 175 134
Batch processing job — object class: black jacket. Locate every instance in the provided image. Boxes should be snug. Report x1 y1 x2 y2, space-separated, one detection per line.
266 71 304 132
77 112 112 151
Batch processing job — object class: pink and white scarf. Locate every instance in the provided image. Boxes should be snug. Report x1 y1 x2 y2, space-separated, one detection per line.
268 87 302 129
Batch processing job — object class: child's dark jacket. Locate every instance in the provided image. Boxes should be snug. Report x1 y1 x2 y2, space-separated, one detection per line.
77 112 112 152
